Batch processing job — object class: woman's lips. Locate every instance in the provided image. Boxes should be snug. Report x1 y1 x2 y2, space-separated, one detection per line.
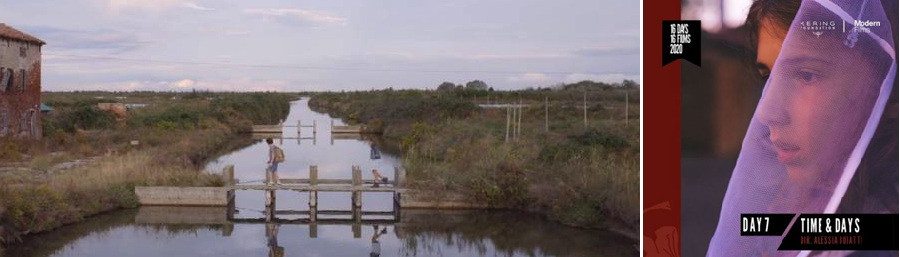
772 140 801 163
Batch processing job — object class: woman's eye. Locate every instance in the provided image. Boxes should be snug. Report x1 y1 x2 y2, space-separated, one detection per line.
797 69 819 84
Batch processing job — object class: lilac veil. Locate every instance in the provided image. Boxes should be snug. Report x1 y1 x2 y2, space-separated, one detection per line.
706 0 897 256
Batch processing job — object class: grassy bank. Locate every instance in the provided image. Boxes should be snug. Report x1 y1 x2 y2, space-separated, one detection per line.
308 81 639 233
0 91 295 251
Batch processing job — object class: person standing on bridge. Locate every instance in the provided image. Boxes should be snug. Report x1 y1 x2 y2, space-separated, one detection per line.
371 168 388 187
266 138 285 186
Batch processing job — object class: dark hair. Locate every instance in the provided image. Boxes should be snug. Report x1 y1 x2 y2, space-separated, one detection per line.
266 138 273 144
747 0 899 213
746 0 801 46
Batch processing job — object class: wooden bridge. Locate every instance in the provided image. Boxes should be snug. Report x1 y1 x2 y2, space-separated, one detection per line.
221 165 405 223
330 119 367 133
252 132 372 146
251 119 317 134
135 205 398 239
250 119 373 134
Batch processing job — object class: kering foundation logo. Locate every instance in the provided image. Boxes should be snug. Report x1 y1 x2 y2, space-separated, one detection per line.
797 20 837 38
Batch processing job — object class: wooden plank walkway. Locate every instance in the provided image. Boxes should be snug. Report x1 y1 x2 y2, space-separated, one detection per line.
251 119 317 133
331 125 364 133
229 184 396 192
250 126 282 133
272 210 395 216
230 218 396 225
221 165 406 222
251 119 377 134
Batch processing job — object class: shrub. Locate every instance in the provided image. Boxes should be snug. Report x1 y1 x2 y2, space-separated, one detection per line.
0 141 21 162
50 105 117 132
568 129 630 150
310 88 639 230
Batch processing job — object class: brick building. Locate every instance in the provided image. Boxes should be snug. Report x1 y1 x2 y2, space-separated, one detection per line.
0 24 44 139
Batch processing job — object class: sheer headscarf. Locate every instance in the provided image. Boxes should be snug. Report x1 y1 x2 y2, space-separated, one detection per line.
707 0 897 256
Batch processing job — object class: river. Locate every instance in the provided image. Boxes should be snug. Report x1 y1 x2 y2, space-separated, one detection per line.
4 98 636 257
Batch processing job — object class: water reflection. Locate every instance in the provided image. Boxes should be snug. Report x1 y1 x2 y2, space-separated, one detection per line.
6 207 634 257
205 98 402 214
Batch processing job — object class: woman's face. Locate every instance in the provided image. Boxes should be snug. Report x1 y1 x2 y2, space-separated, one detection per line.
755 20 878 186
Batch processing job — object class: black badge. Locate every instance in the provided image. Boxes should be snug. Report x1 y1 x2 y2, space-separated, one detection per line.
740 214 796 236
778 214 899 251
662 20 701 67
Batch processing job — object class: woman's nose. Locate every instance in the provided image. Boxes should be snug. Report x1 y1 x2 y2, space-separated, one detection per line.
756 82 790 127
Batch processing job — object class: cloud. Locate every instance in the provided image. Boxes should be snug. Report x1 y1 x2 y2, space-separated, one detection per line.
362 51 416 60
197 27 251 36
572 45 639 57
106 0 214 11
22 26 151 53
462 53 565 60
172 79 196 88
564 73 639 84
221 29 250 36
182 2 213 11
53 78 291 92
244 8 346 27
507 72 552 84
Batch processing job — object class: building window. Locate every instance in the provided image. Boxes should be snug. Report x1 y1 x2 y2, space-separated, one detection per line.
0 103 7 137
19 46 26 58
28 109 36 137
21 109 35 137
0 68 9 93
19 69 25 92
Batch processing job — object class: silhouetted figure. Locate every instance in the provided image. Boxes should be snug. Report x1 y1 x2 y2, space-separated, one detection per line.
266 223 284 257
370 225 387 257
370 144 381 160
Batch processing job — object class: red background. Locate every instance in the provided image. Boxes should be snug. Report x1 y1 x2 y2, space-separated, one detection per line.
643 0 682 256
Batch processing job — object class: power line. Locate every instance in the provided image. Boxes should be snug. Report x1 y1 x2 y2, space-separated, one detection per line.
43 53 633 75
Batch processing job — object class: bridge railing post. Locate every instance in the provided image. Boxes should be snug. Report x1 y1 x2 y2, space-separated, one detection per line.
352 165 361 186
309 165 318 210
224 165 235 222
394 167 405 187
265 190 276 222
352 165 362 209
313 120 317 134
352 207 361 238
223 165 234 186
310 165 318 185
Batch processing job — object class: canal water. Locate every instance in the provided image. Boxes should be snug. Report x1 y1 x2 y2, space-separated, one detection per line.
4 98 636 257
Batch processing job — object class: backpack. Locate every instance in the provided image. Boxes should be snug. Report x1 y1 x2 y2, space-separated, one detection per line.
273 146 285 163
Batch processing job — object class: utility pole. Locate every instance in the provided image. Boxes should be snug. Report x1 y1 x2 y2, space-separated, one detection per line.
583 89 588 129
505 105 510 143
516 97 522 140
544 96 549 132
625 91 629 127
511 104 516 140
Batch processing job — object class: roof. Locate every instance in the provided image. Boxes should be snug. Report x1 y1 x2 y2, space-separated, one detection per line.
0 23 45 45
40 103 54 112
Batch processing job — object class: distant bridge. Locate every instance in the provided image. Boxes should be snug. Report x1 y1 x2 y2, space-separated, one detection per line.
250 119 372 134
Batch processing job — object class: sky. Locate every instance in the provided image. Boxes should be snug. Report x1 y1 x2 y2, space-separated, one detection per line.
0 0 640 92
